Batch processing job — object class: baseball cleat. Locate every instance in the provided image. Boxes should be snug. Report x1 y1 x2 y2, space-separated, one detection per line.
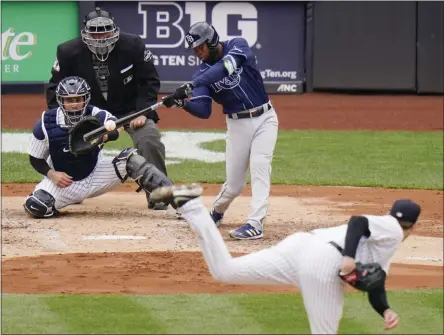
210 208 224 226
175 210 184 220
148 201 169 210
149 183 203 208
229 223 263 240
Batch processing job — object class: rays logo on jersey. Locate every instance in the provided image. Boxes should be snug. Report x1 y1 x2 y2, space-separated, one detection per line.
136 2 258 48
211 67 243 93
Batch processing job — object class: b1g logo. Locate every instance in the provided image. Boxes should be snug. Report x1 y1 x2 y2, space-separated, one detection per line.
138 2 258 48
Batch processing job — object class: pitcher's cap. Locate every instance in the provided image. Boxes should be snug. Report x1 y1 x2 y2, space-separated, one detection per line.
390 199 421 224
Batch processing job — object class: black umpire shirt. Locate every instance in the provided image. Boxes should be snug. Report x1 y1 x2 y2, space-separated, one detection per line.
45 32 160 120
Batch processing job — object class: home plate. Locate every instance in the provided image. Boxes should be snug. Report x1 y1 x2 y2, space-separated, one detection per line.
83 235 147 240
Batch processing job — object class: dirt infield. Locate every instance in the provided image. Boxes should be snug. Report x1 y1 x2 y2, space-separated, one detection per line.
3 252 443 295
1 93 443 295
2 92 443 131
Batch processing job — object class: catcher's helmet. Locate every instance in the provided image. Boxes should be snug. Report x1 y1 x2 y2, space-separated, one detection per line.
81 7 120 61
56 76 91 127
185 22 219 49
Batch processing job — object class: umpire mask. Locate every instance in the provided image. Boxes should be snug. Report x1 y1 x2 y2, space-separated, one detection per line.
81 7 120 62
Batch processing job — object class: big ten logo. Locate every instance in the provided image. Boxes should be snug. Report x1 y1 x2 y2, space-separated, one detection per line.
137 2 258 48
2 28 36 61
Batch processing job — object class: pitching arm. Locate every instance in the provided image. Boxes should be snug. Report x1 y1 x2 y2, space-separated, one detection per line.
368 283 390 317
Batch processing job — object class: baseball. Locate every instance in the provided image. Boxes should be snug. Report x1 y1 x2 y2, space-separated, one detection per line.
104 120 116 132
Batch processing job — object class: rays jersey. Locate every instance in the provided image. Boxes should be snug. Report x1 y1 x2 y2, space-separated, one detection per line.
191 38 269 114
28 105 116 181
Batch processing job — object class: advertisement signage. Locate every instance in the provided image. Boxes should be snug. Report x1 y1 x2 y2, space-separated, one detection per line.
1 1 79 83
96 1 306 93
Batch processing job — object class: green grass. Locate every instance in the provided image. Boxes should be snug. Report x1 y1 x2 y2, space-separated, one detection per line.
2 289 443 334
2 130 443 189
202 130 444 189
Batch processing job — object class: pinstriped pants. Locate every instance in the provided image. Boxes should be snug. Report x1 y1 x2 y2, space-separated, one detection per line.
179 197 345 334
33 153 127 210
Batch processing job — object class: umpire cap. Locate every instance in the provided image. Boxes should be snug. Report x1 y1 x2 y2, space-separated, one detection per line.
390 199 421 224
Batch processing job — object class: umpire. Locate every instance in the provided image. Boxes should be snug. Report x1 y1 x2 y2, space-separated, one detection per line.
45 7 169 210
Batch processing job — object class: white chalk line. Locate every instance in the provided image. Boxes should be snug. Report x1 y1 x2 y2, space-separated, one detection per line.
41 229 68 251
83 235 147 240
406 256 443 263
2 131 226 164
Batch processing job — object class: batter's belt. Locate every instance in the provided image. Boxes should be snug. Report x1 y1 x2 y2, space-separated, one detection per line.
228 102 272 119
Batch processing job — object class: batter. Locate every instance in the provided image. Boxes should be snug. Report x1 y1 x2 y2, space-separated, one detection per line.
162 21 279 240
24 76 172 218
150 184 422 334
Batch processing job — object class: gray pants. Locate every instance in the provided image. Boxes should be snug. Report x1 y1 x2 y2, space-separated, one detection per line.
125 119 168 203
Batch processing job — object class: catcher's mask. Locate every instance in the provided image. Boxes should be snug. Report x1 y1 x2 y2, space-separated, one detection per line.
56 76 91 127
81 7 120 62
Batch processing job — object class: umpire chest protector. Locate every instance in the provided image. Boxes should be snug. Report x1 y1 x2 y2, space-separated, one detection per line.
56 34 158 118
43 109 100 181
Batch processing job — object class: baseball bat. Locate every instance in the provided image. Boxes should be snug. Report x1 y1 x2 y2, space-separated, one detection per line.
83 101 164 143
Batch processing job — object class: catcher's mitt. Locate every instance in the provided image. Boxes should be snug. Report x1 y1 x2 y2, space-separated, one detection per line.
339 262 386 292
68 116 103 156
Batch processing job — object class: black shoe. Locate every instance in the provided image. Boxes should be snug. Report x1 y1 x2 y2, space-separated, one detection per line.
148 201 169 210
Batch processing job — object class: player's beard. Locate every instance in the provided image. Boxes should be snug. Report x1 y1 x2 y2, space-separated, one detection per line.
206 48 221 64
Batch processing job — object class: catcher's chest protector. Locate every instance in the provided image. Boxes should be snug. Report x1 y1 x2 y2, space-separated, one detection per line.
43 110 99 181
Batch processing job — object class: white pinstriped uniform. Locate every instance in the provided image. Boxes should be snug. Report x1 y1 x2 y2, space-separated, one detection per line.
28 107 127 209
178 198 404 334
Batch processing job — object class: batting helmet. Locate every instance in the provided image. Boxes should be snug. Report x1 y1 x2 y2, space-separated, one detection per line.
56 76 91 126
81 7 120 61
185 21 219 49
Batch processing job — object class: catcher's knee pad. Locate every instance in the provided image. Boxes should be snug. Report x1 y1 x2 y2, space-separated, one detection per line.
112 148 172 193
23 189 58 218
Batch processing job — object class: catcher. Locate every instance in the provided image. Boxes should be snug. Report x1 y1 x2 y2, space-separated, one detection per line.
24 76 172 218
150 184 422 334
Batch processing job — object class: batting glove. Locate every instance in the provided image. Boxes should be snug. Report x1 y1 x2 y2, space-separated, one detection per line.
173 82 194 99
162 94 185 108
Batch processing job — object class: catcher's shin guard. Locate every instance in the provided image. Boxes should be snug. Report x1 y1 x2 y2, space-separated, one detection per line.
112 148 173 193
24 189 58 218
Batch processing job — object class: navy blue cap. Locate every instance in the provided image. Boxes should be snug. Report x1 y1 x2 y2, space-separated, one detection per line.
390 199 421 224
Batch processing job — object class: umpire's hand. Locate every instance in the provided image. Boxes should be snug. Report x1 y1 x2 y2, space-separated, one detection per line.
130 115 147 129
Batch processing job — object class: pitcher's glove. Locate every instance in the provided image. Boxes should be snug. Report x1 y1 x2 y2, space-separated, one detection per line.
339 262 386 292
68 116 104 156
